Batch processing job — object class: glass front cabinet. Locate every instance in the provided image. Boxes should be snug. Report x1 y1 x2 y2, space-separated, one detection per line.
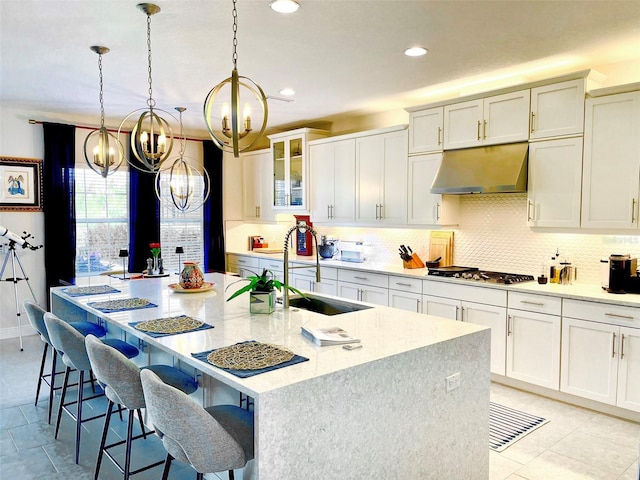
269 128 328 210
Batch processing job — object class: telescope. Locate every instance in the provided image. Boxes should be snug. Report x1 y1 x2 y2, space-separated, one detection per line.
0 225 41 251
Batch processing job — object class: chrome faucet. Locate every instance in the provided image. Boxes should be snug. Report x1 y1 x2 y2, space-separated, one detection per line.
283 224 321 308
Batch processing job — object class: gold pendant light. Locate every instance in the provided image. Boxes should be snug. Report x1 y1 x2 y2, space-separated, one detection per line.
119 3 174 173
83 46 124 178
203 0 268 158
155 108 210 212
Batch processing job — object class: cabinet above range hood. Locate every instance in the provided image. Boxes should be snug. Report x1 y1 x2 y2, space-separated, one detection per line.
430 142 529 194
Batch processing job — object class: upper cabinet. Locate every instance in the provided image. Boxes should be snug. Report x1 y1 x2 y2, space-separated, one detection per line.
309 138 356 223
269 128 328 211
355 128 408 225
408 107 443 154
242 149 273 222
581 91 640 229
443 90 530 150
530 79 585 140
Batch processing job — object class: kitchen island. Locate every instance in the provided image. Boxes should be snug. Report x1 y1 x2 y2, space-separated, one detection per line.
51 272 491 480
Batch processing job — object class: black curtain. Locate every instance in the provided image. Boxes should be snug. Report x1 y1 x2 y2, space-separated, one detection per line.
43 122 76 294
128 148 160 273
202 141 225 272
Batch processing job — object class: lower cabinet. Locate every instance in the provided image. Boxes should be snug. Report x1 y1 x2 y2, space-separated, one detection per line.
422 294 460 320
461 302 507 376
388 276 422 313
561 317 640 411
289 264 338 296
259 258 284 283
337 269 389 306
226 254 260 278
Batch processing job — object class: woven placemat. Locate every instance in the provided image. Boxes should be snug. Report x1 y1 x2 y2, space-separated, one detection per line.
88 297 157 313
63 285 120 297
130 315 213 338
191 341 309 378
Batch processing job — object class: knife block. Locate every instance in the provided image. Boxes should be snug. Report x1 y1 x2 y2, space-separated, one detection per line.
403 253 425 269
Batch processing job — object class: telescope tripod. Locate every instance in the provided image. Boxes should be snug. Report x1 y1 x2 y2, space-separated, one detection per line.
0 242 37 351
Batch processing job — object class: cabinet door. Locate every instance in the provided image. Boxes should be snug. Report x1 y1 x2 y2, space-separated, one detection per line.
581 91 640 229
313 278 338 297
530 79 585 140
444 99 483 149
422 294 460 320
337 282 360 302
309 142 335 221
483 90 530 145
332 139 356 223
380 130 408 224
409 107 443 154
617 326 640 412
243 152 261 220
506 310 561 390
361 285 389 306
272 138 287 207
408 153 440 224
462 301 506 375
355 135 383 222
288 136 305 207
527 137 583 228
389 290 421 313
561 318 618 405
291 275 314 292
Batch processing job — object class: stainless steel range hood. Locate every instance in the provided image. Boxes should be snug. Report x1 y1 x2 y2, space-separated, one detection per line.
430 142 529 194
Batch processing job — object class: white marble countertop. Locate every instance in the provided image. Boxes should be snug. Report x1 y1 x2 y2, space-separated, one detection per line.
228 250 640 308
51 272 487 398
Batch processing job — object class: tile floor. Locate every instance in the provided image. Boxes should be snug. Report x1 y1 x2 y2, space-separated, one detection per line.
1 334 639 480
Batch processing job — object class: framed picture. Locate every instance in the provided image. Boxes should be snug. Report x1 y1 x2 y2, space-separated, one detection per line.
0 157 43 212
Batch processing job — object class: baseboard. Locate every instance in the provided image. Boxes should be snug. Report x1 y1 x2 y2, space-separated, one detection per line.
0 325 37 340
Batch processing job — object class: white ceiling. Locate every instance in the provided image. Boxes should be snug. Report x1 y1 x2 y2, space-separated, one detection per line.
1 0 640 138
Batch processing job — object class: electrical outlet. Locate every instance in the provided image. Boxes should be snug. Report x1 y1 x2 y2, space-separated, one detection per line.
446 372 461 392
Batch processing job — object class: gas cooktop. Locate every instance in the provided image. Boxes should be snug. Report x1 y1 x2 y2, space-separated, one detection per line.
427 266 534 284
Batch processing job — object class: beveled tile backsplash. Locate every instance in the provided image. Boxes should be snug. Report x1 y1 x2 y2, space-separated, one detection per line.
226 193 640 285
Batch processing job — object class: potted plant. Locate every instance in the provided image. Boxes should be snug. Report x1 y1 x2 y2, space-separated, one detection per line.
226 268 305 314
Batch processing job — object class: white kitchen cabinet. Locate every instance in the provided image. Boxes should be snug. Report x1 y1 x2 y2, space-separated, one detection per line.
309 138 356 223
259 258 284 283
529 79 585 140
506 309 561 390
289 263 338 296
581 91 640 229
226 254 259 278
337 269 389 306
443 90 530 149
355 128 408 224
462 301 507 375
269 128 328 211
617 326 640 412
527 137 583 228
422 294 460 320
407 153 459 225
388 276 422 313
408 107 443 154
242 149 273 221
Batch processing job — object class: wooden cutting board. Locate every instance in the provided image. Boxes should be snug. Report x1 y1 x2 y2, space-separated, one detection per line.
429 231 454 267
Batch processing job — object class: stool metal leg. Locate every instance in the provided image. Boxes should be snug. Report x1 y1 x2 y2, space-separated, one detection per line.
48 350 58 424
161 453 173 480
35 342 48 406
75 370 85 464
123 409 135 480
95 400 115 480
54 367 71 439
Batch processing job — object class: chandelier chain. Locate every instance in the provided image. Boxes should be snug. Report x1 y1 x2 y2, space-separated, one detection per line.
146 13 155 108
97 53 105 128
232 0 238 69
178 109 186 157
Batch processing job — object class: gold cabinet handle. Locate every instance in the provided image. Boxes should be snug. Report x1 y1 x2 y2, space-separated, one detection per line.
327 204 331 219
531 111 535 134
477 121 481 140
633 198 637 223
436 202 441 221
621 333 626 359
379 204 383 220
483 119 487 139
520 300 544 306
437 127 442 145
605 312 635 320
507 315 512 336
527 200 533 221
612 332 617 358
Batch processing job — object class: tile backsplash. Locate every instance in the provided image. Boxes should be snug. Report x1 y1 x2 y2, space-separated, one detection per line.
226 194 640 285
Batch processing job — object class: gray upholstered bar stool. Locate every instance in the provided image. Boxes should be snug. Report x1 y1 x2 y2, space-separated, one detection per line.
43 312 139 464
140 369 254 480
23 300 109 424
85 334 198 480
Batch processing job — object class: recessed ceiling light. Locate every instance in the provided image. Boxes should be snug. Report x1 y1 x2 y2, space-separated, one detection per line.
280 88 295 96
270 0 300 14
404 47 428 57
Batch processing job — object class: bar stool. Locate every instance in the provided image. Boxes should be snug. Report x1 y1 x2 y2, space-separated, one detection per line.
140 369 254 480
23 300 109 423
43 312 139 464
85 334 198 480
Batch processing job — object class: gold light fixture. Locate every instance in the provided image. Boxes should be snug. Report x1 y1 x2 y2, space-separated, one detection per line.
203 0 268 158
119 3 174 172
155 107 210 212
83 46 124 178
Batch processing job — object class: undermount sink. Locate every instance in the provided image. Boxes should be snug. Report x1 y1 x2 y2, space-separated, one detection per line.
288 294 373 316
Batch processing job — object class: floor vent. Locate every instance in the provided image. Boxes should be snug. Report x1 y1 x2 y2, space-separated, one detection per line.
489 402 549 452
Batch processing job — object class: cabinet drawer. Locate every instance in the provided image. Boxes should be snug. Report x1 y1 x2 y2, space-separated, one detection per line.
338 269 388 288
259 258 283 273
508 292 562 316
231 255 260 269
563 299 640 328
388 275 422 294
292 263 337 280
423 280 506 307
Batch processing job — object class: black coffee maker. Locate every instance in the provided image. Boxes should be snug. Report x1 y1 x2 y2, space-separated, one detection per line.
608 254 639 294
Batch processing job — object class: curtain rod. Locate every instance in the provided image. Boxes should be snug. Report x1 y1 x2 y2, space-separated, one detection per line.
28 119 209 143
